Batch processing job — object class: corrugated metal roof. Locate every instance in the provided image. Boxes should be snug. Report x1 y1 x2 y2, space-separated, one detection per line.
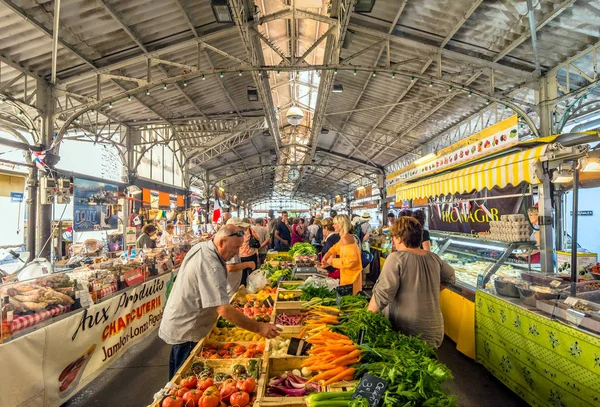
1 0 600 202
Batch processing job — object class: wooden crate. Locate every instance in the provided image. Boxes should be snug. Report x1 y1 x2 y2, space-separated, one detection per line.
265 327 306 358
258 356 313 406
275 289 304 308
327 380 359 392
273 307 307 332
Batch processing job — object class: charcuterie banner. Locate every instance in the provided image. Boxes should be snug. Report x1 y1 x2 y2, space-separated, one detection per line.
0 273 172 407
426 185 531 233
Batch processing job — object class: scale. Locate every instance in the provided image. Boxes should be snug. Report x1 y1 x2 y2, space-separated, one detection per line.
293 266 328 280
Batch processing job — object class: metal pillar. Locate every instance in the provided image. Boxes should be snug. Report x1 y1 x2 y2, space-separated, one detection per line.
538 174 554 273
554 191 564 252
25 166 38 255
570 166 579 296
537 74 558 137
36 80 55 260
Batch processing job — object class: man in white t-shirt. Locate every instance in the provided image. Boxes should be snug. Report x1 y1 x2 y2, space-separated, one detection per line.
159 224 280 378
253 218 270 266
225 218 256 297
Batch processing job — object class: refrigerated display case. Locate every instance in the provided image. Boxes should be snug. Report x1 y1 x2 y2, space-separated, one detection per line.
430 231 538 299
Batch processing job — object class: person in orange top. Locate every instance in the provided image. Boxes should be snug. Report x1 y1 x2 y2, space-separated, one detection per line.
321 215 363 294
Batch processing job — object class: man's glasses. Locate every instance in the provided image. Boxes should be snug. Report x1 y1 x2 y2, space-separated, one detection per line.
227 230 245 237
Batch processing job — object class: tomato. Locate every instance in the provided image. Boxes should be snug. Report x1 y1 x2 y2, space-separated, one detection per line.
197 377 214 391
219 383 237 400
203 385 219 397
180 376 198 389
182 390 202 407
230 391 250 407
236 377 257 394
162 396 184 407
170 387 190 397
199 394 220 407
223 378 236 387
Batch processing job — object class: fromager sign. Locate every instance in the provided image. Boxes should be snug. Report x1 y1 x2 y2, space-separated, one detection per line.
426 185 530 234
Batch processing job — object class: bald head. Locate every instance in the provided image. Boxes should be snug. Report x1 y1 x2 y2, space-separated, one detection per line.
214 224 243 261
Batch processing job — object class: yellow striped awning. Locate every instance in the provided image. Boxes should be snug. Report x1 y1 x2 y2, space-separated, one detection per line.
395 145 548 201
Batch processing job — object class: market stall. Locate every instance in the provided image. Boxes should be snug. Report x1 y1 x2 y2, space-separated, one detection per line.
0 235 203 407
148 263 457 407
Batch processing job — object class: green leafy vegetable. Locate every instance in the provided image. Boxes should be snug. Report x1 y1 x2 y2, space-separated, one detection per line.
289 242 317 257
300 285 336 301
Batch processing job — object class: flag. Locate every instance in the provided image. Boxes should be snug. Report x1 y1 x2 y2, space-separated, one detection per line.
212 198 221 223
32 151 47 171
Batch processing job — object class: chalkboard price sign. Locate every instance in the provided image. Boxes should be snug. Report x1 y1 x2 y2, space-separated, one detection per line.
352 373 388 407
263 296 275 308
287 337 312 356
335 284 353 296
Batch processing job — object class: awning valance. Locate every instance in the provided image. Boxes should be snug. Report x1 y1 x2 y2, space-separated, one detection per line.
395 145 547 201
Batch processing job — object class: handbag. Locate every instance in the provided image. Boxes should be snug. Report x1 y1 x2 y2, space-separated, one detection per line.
353 235 373 268
249 229 261 249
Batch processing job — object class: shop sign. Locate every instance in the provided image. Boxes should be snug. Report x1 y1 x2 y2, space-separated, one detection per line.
354 186 372 200
570 210 593 216
386 115 519 186
10 192 23 202
73 178 119 232
428 185 530 233
0 273 172 407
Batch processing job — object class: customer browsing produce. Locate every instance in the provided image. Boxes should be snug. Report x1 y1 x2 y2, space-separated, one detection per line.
159 224 281 378
367 217 455 347
320 215 362 294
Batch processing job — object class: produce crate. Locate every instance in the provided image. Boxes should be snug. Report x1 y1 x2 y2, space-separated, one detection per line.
198 340 267 360
327 380 359 392
151 358 266 407
275 289 303 308
278 280 304 290
208 327 267 343
259 356 318 406
267 251 291 261
273 307 307 331
265 328 306 358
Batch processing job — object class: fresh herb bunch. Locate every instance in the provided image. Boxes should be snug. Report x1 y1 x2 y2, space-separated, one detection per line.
300 285 337 301
355 347 456 406
340 295 368 313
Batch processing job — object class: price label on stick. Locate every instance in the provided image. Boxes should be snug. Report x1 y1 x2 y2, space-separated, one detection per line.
352 373 388 407
357 328 366 345
287 337 312 356
263 296 275 308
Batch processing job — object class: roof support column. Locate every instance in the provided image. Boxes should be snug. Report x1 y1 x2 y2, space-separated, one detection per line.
36 80 56 259
537 74 558 136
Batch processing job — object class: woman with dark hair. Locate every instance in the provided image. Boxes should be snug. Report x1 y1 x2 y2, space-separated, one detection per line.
368 217 455 348
413 209 431 251
292 218 303 245
136 224 157 249
320 218 341 279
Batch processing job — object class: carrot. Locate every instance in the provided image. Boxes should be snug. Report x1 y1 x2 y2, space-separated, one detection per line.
307 366 345 383
330 349 361 365
309 363 336 371
324 368 355 386
297 327 308 339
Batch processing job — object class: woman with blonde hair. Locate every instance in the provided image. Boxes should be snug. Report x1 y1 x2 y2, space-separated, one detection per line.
368 217 455 348
321 215 362 294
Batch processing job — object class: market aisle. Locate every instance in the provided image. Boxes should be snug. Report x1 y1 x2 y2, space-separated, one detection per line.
437 338 528 407
62 332 527 407
62 331 170 407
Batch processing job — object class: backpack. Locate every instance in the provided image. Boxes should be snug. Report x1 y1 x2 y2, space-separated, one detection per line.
315 225 323 244
353 221 365 243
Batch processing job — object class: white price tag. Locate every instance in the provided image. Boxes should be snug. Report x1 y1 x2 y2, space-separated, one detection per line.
79 290 94 308
564 296 579 307
550 280 562 288
566 309 585 326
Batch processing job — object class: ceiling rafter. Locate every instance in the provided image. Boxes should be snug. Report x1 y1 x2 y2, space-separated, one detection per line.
330 1 409 150
98 0 208 123
375 0 574 155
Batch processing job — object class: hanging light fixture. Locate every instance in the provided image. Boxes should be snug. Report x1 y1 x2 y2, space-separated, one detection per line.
286 106 304 126
210 0 233 23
